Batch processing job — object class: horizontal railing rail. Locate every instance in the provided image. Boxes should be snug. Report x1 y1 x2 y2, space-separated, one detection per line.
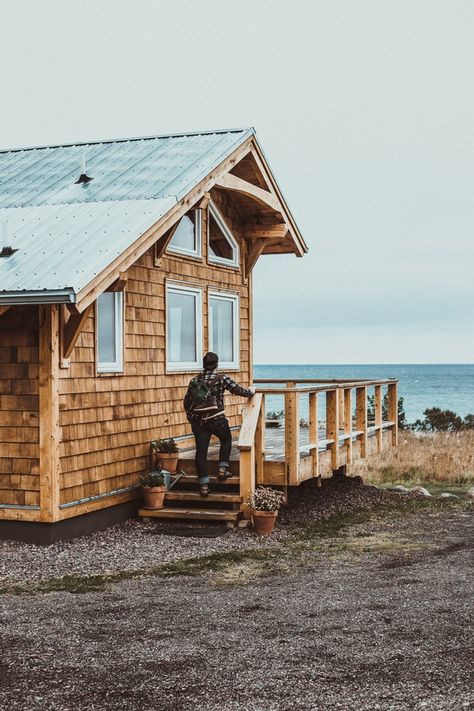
238 377 399 496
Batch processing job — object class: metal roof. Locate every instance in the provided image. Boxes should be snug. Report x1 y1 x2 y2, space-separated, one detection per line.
0 129 253 302
0 198 176 301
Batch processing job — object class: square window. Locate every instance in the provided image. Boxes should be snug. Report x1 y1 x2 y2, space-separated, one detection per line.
166 283 202 371
207 201 239 268
167 210 201 258
209 291 239 369
97 291 123 372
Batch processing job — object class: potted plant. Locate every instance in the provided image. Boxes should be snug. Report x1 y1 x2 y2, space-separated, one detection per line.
140 470 167 510
246 486 286 535
151 438 179 473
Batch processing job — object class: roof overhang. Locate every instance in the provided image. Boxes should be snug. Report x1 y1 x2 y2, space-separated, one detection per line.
0 289 75 305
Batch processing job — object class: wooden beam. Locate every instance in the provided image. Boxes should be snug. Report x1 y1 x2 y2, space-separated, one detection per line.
195 192 210 210
244 238 267 279
309 392 320 484
387 381 399 446
285 381 300 486
63 303 93 359
344 388 353 465
244 224 289 240
356 386 368 458
0 305 11 317
214 172 281 212
326 389 340 471
107 271 128 292
39 304 60 522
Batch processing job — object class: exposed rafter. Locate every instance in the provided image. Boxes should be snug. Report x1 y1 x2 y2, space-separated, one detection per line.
244 224 289 240
214 173 281 213
106 272 128 292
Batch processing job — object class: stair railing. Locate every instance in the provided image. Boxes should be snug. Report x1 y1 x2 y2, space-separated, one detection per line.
237 393 264 517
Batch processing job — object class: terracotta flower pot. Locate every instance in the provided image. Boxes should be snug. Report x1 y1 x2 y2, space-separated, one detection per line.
154 451 179 473
251 509 278 535
143 486 166 510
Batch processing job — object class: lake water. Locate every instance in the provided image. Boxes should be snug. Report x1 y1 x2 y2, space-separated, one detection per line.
253 364 474 424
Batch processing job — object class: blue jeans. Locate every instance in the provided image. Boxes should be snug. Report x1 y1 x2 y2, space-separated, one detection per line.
191 416 232 485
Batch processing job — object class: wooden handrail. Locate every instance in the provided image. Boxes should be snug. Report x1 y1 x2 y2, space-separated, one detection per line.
238 394 263 451
253 378 398 384
254 379 397 394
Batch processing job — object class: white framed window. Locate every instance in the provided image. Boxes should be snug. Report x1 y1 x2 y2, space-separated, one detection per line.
167 210 202 258
207 200 239 268
209 290 239 370
97 291 124 373
166 283 203 371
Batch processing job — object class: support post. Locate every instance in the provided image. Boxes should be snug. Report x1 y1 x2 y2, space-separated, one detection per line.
255 394 266 485
308 392 320 485
39 304 60 522
356 386 367 458
387 381 399 446
240 448 255 519
326 389 340 471
344 387 353 465
285 382 300 486
374 384 383 452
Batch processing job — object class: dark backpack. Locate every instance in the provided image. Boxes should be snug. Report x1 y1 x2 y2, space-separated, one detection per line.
185 374 223 415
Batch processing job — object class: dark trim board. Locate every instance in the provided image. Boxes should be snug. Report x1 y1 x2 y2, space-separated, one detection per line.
0 500 140 545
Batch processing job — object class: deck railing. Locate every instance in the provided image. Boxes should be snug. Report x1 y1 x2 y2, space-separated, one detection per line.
238 378 399 509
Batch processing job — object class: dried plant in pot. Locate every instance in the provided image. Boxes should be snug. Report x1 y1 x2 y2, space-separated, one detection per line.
151 438 179 473
246 486 286 535
140 470 166 510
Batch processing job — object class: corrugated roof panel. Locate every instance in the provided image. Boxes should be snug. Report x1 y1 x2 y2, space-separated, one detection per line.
0 198 176 296
0 129 253 208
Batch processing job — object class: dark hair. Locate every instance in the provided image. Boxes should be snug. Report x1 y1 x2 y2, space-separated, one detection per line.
203 352 219 370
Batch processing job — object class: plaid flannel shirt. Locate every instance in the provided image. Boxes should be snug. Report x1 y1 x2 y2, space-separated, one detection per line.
184 370 253 423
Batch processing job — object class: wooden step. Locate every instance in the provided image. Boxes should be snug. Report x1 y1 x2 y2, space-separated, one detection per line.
177 474 240 486
165 491 241 503
138 507 242 522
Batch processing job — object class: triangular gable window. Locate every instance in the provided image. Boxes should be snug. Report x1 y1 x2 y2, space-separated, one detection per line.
167 210 201 258
208 201 239 268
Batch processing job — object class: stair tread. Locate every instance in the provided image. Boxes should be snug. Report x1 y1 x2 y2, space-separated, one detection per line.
165 491 241 503
138 507 241 521
178 475 240 485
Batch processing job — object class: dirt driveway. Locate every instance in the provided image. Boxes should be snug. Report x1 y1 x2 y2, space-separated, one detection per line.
1 505 473 711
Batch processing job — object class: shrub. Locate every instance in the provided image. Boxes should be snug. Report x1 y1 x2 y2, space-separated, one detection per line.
151 438 179 453
246 486 286 512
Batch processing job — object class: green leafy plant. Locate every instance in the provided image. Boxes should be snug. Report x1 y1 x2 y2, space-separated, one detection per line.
140 470 165 488
151 438 179 454
367 394 407 430
246 486 286 512
410 408 474 433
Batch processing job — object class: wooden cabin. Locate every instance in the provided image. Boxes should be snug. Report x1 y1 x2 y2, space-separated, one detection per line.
0 128 398 543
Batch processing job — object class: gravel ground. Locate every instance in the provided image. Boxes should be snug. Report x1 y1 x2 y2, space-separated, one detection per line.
1 481 473 710
0 478 399 587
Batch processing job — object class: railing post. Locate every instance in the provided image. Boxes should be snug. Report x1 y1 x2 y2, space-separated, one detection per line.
356 386 367 458
240 449 255 519
309 392 320 485
326 388 340 471
387 381 399 446
344 387 353 465
374 384 382 452
338 388 345 434
255 394 266 485
285 381 300 486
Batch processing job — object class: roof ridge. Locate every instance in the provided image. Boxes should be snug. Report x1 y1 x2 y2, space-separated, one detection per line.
0 127 255 155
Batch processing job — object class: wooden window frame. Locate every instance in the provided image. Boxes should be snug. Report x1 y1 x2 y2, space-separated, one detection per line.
207 200 240 269
166 209 202 260
208 289 240 371
165 281 203 373
96 291 124 374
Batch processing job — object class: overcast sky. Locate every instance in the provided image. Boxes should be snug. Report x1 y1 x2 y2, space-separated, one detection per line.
1 0 472 364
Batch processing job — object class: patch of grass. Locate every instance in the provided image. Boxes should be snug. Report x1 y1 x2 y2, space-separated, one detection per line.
353 431 474 487
1 497 470 597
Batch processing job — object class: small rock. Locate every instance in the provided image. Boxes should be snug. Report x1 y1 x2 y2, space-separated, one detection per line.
466 487 474 499
439 492 458 498
388 485 410 493
409 486 432 497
